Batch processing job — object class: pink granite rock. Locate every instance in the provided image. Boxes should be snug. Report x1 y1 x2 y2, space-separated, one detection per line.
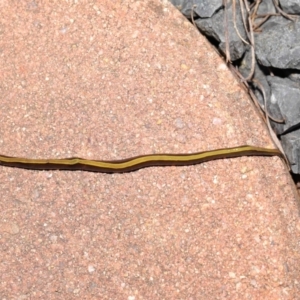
0 0 299 299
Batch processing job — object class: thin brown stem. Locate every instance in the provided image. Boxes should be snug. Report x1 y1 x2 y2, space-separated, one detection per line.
223 0 232 63
233 0 250 45
272 0 297 21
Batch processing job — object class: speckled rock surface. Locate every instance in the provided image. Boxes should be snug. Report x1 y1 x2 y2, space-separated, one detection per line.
0 1 300 299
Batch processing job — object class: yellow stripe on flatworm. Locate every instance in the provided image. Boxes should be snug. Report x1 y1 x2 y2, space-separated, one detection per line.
0 145 283 172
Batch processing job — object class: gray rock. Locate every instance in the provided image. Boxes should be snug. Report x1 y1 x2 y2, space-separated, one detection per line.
266 76 300 173
289 72 300 82
253 0 276 29
281 133 300 173
266 76 300 135
256 0 276 15
192 0 223 18
255 17 300 69
177 0 223 18
279 0 300 14
238 49 270 108
180 0 198 18
168 0 185 11
195 1 248 61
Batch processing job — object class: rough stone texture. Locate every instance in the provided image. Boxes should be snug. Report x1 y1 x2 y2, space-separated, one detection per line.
239 49 271 108
279 0 300 14
256 0 276 15
266 76 300 173
179 0 223 18
0 0 300 299
255 17 300 70
281 133 300 174
195 0 248 61
267 76 300 133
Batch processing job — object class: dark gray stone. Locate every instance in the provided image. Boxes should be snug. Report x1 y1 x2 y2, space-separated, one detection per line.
256 0 276 15
279 0 300 14
253 0 276 29
192 0 223 18
281 133 300 173
168 0 185 11
180 0 198 18
255 17 300 70
178 0 223 18
195 1 248 61
266 76 300 173
267 76 300 134
238 49 270 108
